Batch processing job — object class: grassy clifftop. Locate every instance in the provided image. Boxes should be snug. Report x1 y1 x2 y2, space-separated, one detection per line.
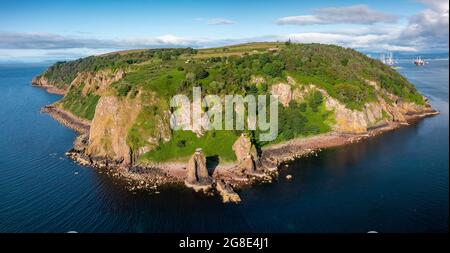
40 42 424 105
37 42 426 163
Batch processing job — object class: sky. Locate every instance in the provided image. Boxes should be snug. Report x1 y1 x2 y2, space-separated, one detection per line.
0 0 448 62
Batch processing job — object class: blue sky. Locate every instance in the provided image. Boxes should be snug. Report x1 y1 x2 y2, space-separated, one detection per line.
0 0 448 61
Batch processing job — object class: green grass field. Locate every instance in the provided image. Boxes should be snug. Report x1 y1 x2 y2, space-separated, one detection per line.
140 130 238 163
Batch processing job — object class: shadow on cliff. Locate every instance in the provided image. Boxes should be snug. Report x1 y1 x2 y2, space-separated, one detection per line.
206 155 220 175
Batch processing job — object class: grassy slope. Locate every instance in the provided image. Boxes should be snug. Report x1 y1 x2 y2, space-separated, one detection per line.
192 42 283 59
57 84 100 120
140 130 238 163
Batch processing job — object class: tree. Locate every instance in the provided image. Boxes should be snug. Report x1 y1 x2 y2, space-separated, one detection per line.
258 54 270 65
285 38 292 46
299 102 307 112
262 60 284 77
308 90 323 112
195 68 209 79
278 102 308 139
161 51 172 61
246 85 258 95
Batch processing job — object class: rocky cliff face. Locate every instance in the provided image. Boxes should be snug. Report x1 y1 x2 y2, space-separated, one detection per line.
86 96 141 165
270 83 292 107
31 75 67 95
319 85 434 133
271 77 435 134
70 69 125 96
31 75 49 87
36 68 133 165
232 134 260 175
128 92 172 159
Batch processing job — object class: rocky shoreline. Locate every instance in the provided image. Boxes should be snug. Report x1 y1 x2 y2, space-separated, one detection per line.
41 99 438 203
41 105 90 134
262 108 439 164
32 76 67 95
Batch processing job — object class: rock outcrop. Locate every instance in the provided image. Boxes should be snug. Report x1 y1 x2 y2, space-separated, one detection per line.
232 134 262 176
129 92 172 160
215 180 241 203
293 83 436 134
70 69 125 96
270 83 292 107
324 95 371 133
286 76 296 86
184 148 213 191
32 76 66 95
73 133 89 152
41 105 90 134
86 96 141 165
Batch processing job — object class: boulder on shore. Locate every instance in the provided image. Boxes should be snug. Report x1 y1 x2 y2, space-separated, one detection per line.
215 180 241 203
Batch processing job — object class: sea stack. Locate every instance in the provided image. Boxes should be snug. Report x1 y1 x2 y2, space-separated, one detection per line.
185 148 213 191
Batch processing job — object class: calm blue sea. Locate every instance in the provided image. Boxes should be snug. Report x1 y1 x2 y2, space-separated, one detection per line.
0 60 448 232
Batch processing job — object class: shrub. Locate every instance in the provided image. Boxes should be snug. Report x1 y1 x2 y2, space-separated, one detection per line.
262 60 284 77
335 83 366 108
177 140 186 148
308 91 324 112
195 68 209 79
117 84 131 96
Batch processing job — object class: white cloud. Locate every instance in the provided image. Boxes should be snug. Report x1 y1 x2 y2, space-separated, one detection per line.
417 0 449 11
0 48 116 62
206 18 236 25
149 34 195 46
0 32 206 50
155 35 190 45
277 15 325 25
400 0 449 51
275 1 448 52
277 5 397 25
283 31 418 52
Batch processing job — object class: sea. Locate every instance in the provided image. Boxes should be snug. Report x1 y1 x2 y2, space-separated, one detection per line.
0 59 448 232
